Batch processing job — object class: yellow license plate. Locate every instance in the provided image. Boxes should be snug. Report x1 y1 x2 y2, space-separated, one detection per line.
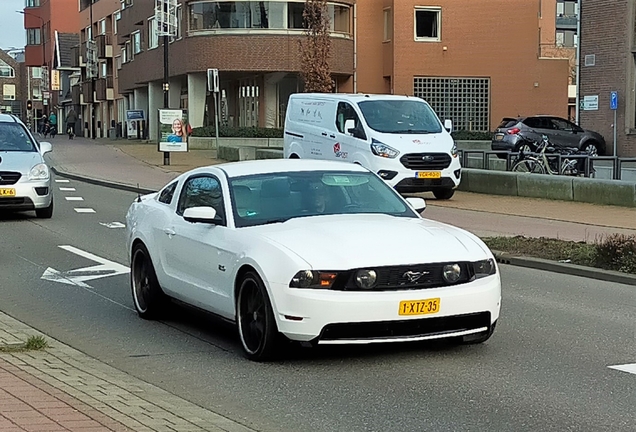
416 172 441 179
0 188 16 197
399 298 440 316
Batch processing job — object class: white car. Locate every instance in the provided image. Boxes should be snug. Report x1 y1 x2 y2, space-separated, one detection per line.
126 159 501 361
0 114 54 218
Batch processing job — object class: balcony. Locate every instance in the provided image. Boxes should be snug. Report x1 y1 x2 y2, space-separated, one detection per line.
95 75 114 101
556 15 578 30
70 45 86 68
71 84 83 105
81 81 94 103
97 34 113 59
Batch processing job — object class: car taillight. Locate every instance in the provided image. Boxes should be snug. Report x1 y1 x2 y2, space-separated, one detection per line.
507 128 521 135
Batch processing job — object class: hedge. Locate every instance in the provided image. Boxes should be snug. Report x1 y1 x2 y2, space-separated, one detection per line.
191 126 492 141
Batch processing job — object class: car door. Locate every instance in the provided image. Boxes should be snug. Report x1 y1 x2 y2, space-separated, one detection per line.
160 173 235 317
334 101 367 162
523 117 555 144
549 117 580 148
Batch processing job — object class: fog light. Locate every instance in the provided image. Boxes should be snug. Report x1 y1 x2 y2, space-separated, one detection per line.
377 170 398 180
454 169 461 179
442 264 461 283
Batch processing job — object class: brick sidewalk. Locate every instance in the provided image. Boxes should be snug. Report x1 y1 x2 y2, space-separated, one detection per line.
0 312 256 432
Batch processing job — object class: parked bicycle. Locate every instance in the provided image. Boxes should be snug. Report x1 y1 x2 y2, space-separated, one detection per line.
510 135 595 177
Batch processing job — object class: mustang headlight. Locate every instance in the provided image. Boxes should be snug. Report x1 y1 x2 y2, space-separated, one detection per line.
355 269 377 289
471 259 497 279
442 263 462 283
370 139 399 159
290 270 338 289
28 163 50 181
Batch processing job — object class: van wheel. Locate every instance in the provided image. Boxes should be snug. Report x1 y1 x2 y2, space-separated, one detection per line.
433 189 455 200
289 153 300 159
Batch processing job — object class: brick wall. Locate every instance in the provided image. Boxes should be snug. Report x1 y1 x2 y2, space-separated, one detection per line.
579 0 635 156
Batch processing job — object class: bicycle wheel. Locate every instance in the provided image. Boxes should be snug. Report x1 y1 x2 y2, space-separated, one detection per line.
511 159 545 174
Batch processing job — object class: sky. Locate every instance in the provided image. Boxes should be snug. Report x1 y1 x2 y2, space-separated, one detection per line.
0 0 27 50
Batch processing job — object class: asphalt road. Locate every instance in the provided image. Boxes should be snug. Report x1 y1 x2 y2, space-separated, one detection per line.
1 175 635 432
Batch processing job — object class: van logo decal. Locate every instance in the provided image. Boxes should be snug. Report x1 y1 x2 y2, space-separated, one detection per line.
422 155 435 162
333 143 348 159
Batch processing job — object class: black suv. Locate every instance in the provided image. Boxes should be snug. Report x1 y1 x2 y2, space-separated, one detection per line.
491 116 606 158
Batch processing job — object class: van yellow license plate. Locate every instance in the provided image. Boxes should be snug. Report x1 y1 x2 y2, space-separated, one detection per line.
416 172 441 179
399 298 440 316
0 188 16 197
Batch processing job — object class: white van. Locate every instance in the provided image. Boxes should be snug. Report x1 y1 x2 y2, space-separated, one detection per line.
283 93 461 199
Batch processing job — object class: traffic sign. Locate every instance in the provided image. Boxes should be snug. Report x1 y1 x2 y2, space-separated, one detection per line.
610 91 618 110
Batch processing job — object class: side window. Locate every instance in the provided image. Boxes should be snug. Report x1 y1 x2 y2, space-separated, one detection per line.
335 102 362 135
177 175 226 225
550 118 571 131
157 181 177 204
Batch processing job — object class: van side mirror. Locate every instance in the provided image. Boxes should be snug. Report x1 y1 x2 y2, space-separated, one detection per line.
444 119 453 134
345 119 356 135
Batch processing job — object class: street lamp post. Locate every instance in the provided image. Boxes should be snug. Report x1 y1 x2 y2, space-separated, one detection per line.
18 10 45 131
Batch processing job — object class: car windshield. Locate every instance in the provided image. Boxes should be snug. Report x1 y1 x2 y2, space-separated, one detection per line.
357 99 443 134
0 123 37 152
229 171 418 228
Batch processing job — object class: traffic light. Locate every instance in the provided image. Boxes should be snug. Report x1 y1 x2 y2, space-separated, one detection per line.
26 100 32 110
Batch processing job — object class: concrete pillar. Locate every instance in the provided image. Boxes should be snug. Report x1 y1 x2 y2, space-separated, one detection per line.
169 77 182 109
148 81 162 141
188 72 207 128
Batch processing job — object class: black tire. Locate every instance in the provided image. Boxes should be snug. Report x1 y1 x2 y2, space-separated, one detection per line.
433 188 455 200
462 321 497 345
236 271 280 362
289 153 300 159
131 243 168 320
35 197 53 219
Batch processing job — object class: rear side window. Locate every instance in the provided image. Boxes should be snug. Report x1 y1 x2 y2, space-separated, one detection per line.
157 182 177 204
523 117 554 129
498 118 518 128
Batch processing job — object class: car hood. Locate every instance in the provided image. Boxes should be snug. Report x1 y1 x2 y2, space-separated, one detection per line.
373 131 454 153
0 151 43 175
251 214 491 269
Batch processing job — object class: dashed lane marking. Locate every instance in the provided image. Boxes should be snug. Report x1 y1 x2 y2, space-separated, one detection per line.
59 187 76 191
65 197 84 201
74 208 96 213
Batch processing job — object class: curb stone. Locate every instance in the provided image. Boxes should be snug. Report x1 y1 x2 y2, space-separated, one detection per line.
52 164 636 287
492 250 636 286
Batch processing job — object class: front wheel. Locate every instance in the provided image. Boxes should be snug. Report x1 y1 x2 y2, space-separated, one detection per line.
237 271 280 362
433 188 455 200
511 159 545 174
131 243 168 319
583 142 599 157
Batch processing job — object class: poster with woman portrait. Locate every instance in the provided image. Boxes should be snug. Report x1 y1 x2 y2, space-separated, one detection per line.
158 109 189 152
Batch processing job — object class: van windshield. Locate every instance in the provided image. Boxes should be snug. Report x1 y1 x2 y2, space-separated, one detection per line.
358 100 443 134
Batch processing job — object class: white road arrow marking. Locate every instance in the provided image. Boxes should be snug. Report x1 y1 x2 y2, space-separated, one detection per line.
99 222 125 229
608 363 636 375
40 245 129 288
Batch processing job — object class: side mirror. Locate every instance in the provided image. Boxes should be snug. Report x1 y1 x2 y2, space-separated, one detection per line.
39 142 52 154
344 119 356 135
444 119 453 134
405 197 426 213
183 206 218 224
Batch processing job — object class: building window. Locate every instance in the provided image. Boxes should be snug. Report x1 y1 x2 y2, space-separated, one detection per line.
414 77 491 132
0 60 15 78
26 28 41 45
188 1 351 34
100 62 107 78
175 5 183 39
114 11 121 34
414 7 441 42
31 67 42 78
149 18 159 48
132 31 142 54
116 55 122 70
383 8 392 42
125 40 132 61
2 84 16 101
121 47 127 63
33 84 42 101
86 26 92 40
26 0 40 7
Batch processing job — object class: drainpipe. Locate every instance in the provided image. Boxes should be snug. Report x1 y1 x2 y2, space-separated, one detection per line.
353 3 357 93
575 0 581 124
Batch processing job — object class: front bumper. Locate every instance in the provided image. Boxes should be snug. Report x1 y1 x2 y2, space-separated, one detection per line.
379 156 462 193
0 179 52 211
269 275 501 344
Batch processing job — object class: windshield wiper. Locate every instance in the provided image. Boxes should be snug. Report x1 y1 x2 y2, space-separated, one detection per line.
260 217 291 225
393 129 435 134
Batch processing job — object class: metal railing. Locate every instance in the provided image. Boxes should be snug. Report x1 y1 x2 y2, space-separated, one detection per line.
458 150 636 181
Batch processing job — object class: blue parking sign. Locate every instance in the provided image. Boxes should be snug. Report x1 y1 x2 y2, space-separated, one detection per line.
610 91 618 110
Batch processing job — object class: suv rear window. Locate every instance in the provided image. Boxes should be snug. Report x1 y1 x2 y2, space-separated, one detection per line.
497 118 518 129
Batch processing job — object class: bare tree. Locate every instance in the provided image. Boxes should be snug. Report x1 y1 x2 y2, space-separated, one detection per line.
299 0 333 93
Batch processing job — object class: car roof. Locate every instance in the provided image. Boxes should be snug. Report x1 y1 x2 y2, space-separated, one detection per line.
0 114 20 123
290 93 426 103
192 159 370 179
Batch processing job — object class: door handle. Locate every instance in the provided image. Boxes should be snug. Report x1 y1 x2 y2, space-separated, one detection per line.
322 132 328 136
163 228 176 237
329 134 336 139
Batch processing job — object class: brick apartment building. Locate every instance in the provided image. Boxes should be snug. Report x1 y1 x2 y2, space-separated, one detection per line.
0 51 24 117
579 0 636 157
106 0 569 138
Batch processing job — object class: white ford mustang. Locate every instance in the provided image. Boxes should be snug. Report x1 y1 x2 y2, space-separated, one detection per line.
126 159 501 361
